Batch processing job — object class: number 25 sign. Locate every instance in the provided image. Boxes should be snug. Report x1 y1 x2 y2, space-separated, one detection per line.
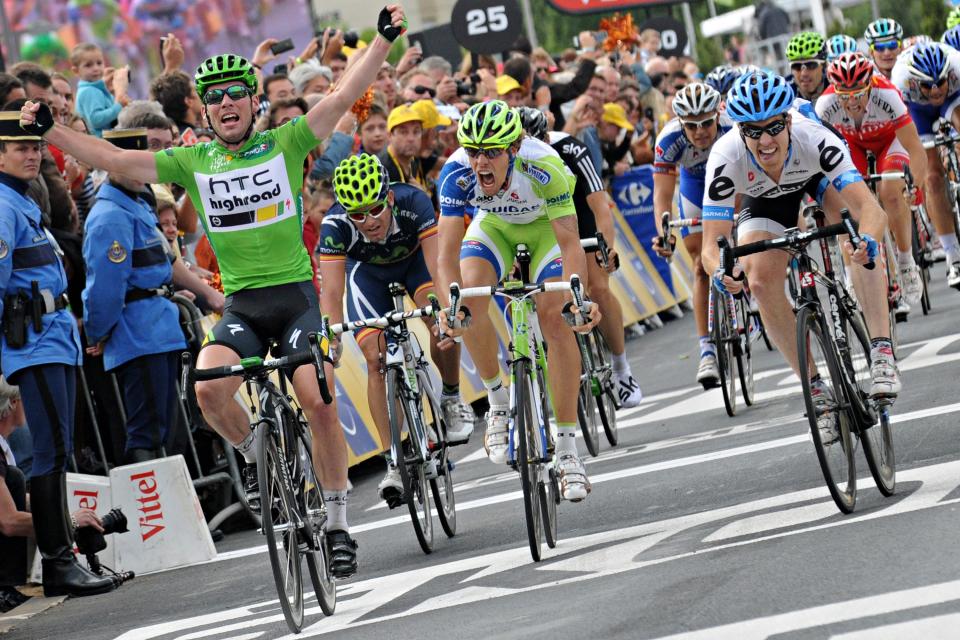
451 0 523 54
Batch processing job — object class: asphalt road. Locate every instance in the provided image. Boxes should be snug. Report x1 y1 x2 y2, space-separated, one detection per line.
7 270 960 640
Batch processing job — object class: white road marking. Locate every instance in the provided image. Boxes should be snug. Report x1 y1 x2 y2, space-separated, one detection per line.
830 612 960 639
208 400 960 566
117 459 960 639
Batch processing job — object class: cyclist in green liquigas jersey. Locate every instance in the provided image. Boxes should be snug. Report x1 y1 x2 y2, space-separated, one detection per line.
20 4 411 579
436 101 600 502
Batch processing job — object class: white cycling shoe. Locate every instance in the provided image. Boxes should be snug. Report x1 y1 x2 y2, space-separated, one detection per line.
483 405 510 464
557 453 591 502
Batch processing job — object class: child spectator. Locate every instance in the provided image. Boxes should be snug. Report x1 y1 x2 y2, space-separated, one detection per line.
72 43 130 137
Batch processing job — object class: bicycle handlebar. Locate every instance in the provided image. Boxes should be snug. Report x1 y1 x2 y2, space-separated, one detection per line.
720 210 871 273
451 279 575 300
327 304 435 336
183 331 333 404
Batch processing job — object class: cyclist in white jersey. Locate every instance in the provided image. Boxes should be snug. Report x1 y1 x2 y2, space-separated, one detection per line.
892 42 960 287
436 101 599 502
701 72 902 407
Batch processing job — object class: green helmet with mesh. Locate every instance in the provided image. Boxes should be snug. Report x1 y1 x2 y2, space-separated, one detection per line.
949 7 960 29
786 31 826 61
332 153 389 211
195 54 258 99
457 100 523 147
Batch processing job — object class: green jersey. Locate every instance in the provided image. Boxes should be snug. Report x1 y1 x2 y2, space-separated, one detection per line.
155 116 319 295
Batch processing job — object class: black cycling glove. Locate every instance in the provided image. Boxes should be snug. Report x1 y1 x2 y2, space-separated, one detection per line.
23 102 55 137
377 7 407 42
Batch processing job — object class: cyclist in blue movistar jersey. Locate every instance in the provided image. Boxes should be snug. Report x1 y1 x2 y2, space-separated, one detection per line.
319 154 474 506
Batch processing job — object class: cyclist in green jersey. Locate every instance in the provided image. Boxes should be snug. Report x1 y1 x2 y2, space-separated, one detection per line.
20 4 410 579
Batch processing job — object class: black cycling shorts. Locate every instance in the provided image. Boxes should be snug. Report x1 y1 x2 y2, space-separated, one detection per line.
575 197 599 251
203 281 323 360
736 173 828 234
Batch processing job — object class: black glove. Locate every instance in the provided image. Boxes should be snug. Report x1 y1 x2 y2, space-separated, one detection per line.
23 102 55 137
377 7 407 42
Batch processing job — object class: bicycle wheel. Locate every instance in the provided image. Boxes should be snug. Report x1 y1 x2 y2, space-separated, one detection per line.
912 206 932 315
256 420 305 632
540 466 559 549
386 369 434 554
421 374 456 538
514 360 544 562
842 309 896 497
735 296 755 407
711 288 737 417
797 306 857 514
589 329 619 446
297 429 336 616
577 369 601 458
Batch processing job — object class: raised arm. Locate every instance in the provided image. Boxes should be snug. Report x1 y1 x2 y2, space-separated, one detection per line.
20 101 158 183
305 5 406 141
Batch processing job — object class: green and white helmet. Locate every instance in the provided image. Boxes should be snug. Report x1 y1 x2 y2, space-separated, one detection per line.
332 153 389 211
195 54 258 99
786 31 826 61
457 100 523 147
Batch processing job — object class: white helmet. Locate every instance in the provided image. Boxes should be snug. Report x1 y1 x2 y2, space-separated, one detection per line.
672 83 721 118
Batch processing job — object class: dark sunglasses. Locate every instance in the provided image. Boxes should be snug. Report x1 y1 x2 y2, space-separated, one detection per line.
680 116 717 131
203 85 253 105
739 116 788 140
871 40 900 52
919 78 947 90
790 60 823 72
464 146 507 159
347 200 389 223
412 85 436 98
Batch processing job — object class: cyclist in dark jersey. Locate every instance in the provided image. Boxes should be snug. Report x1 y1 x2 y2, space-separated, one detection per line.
518 106 643 408
319 154 474 507
20 4 411 580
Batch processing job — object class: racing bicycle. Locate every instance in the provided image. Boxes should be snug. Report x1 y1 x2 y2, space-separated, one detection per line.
720 209 895 514
183 333 336 633
328 286 457 554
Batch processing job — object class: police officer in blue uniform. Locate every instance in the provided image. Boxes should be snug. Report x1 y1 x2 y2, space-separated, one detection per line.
82 128 188 464
0 106 117 597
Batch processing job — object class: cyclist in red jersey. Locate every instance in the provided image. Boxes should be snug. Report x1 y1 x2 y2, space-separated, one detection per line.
816 52 928 310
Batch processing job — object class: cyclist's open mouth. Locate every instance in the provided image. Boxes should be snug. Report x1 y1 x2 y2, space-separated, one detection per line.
478 170 496 189
221 113 240 126
758 144 778 163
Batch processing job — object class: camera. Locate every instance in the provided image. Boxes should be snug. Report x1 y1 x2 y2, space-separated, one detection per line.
317 28 359 48
456 73 481 97
75 508 135 584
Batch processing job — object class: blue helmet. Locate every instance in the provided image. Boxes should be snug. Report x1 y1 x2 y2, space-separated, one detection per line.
705 65 741 95
725 71 795 123
864 18 903 46
906 42 950 83
943 26 960 52
826 34 859 62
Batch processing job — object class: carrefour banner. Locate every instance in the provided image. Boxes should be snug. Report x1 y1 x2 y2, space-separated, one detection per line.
611 165 677 298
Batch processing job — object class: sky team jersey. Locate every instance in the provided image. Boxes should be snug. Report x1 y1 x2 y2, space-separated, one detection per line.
155 116 319 296
437 137 577 224
318 183 437 265
891 43 960 105
654 112 734 177
816 75 912 153
702 112 863 221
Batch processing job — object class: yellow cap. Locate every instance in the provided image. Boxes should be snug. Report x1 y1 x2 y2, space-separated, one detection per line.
602 103 635 132
496 74 523 96
341 40 368 57
412 99 452 128
387 104 424 131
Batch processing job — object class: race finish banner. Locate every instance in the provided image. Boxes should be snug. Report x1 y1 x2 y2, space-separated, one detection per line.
9 1 314 94
545 0 687 14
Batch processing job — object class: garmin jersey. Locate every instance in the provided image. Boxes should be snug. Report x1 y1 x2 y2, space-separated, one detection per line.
816 75 912 153
654 112 734 177
318 183 437 265
702 111 863 221
437 137 577 224
891 43 960 105
155 116 319 295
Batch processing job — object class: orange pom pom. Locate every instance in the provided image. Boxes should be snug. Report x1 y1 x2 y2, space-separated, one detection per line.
599 13 639 52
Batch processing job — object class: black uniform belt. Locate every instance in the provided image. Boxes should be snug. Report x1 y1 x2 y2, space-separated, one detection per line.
125 285 173 303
